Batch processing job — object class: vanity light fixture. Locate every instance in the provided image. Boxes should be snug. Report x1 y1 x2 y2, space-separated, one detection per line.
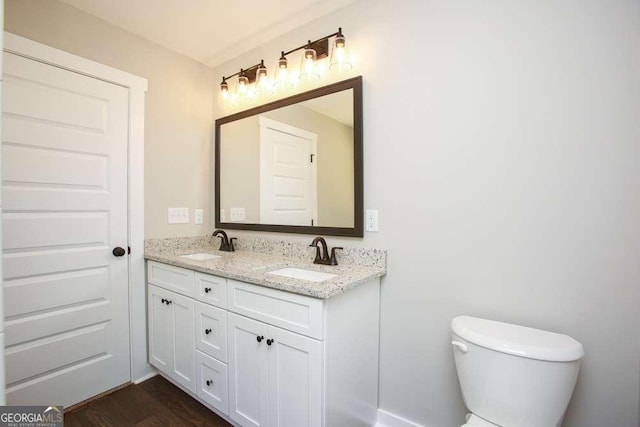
219 27 353 105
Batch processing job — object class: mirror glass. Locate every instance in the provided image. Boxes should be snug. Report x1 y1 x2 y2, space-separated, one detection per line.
215 77 362 236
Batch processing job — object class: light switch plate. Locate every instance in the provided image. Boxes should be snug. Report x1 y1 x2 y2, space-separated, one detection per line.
230 207 245 222
365 209 379 232
194 209 203 225
168 207 189 224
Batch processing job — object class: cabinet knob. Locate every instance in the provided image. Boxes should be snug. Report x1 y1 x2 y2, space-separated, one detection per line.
266 339 274 346
165 299 172 305
161 298 166 304
205 328 212 335
206 379 213 387
204 287 212 293
256 335 264 343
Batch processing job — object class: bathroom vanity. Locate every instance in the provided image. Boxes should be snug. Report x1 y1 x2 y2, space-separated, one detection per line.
144 237 386 427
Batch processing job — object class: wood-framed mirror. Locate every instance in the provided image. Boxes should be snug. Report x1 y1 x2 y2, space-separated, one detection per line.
215 76 363 237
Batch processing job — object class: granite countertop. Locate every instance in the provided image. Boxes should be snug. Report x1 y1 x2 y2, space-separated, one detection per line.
144 237 386 299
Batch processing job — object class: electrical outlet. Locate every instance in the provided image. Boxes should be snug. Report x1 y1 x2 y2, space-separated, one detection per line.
365 209 379 232
194 209 204 225
168 207 189 224
230 207 245 222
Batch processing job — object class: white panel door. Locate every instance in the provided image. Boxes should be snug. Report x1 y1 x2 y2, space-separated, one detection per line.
228 313 269 427
267 326 322 427
1 52 131 407
259 117 317 226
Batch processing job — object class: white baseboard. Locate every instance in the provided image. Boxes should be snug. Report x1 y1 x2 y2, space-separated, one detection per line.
133 371 158 384
375 408 424 427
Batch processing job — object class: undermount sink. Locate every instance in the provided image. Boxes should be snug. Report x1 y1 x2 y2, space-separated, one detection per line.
267 267 337 282
180 253 221 261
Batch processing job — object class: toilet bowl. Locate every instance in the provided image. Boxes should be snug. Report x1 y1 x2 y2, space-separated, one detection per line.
451 316 584 427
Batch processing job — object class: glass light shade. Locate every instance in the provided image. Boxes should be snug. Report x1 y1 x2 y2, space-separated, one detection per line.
330 35 352 72
299 47 320 82
237 74 249 94
256 64 269 91
220 79 229 101
274 55 293 90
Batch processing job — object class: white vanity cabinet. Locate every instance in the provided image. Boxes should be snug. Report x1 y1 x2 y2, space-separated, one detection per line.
146 260 381 427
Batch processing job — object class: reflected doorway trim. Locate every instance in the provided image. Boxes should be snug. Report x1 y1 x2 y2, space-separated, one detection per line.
3 32 150 382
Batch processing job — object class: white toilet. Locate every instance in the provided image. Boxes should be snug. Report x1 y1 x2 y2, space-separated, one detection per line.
451 316 584 427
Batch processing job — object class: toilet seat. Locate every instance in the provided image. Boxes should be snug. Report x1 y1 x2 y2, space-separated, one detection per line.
460 414 498 427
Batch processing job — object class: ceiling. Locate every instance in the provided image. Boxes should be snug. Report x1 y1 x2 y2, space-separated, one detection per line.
58 0 358 68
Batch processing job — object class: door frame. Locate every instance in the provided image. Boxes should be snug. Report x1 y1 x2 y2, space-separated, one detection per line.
258 116 318 226
3 32 150 383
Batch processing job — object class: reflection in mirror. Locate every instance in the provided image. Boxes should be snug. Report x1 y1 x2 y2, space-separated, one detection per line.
215 77 362 237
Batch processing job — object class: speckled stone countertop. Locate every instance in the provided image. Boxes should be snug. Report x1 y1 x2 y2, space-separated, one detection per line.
144 236 386 299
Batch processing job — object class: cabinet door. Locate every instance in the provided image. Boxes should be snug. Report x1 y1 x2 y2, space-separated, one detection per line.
267 325 322 427
228 313 269 427
148 285 173 374
170 291 196 393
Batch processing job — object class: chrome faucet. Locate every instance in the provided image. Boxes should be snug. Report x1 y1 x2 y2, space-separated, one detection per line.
310 237 342 266
212 229 236 252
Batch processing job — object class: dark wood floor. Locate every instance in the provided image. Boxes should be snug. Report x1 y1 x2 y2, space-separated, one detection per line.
65 375 232 426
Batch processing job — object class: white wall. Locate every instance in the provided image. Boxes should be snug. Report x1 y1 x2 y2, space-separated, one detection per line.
213 1 640 426
4 0 215 239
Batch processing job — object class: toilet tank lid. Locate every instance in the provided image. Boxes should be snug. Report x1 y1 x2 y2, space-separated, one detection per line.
451 316 584 362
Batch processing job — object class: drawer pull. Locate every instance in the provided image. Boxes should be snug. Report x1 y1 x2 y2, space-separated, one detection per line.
205 328 212 335
206 379 213 387
256 335 264 343
204 287 212 293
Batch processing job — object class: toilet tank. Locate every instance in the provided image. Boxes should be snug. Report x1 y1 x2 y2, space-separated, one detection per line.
451 316 584 427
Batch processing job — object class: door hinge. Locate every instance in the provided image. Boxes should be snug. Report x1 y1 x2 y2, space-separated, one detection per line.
310 154 315 163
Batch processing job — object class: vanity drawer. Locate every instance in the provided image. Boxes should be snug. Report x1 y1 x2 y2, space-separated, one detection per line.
195 272 227 309
147 261 194 297
195 302 227 362
227 279 323 339
195 350 228 415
